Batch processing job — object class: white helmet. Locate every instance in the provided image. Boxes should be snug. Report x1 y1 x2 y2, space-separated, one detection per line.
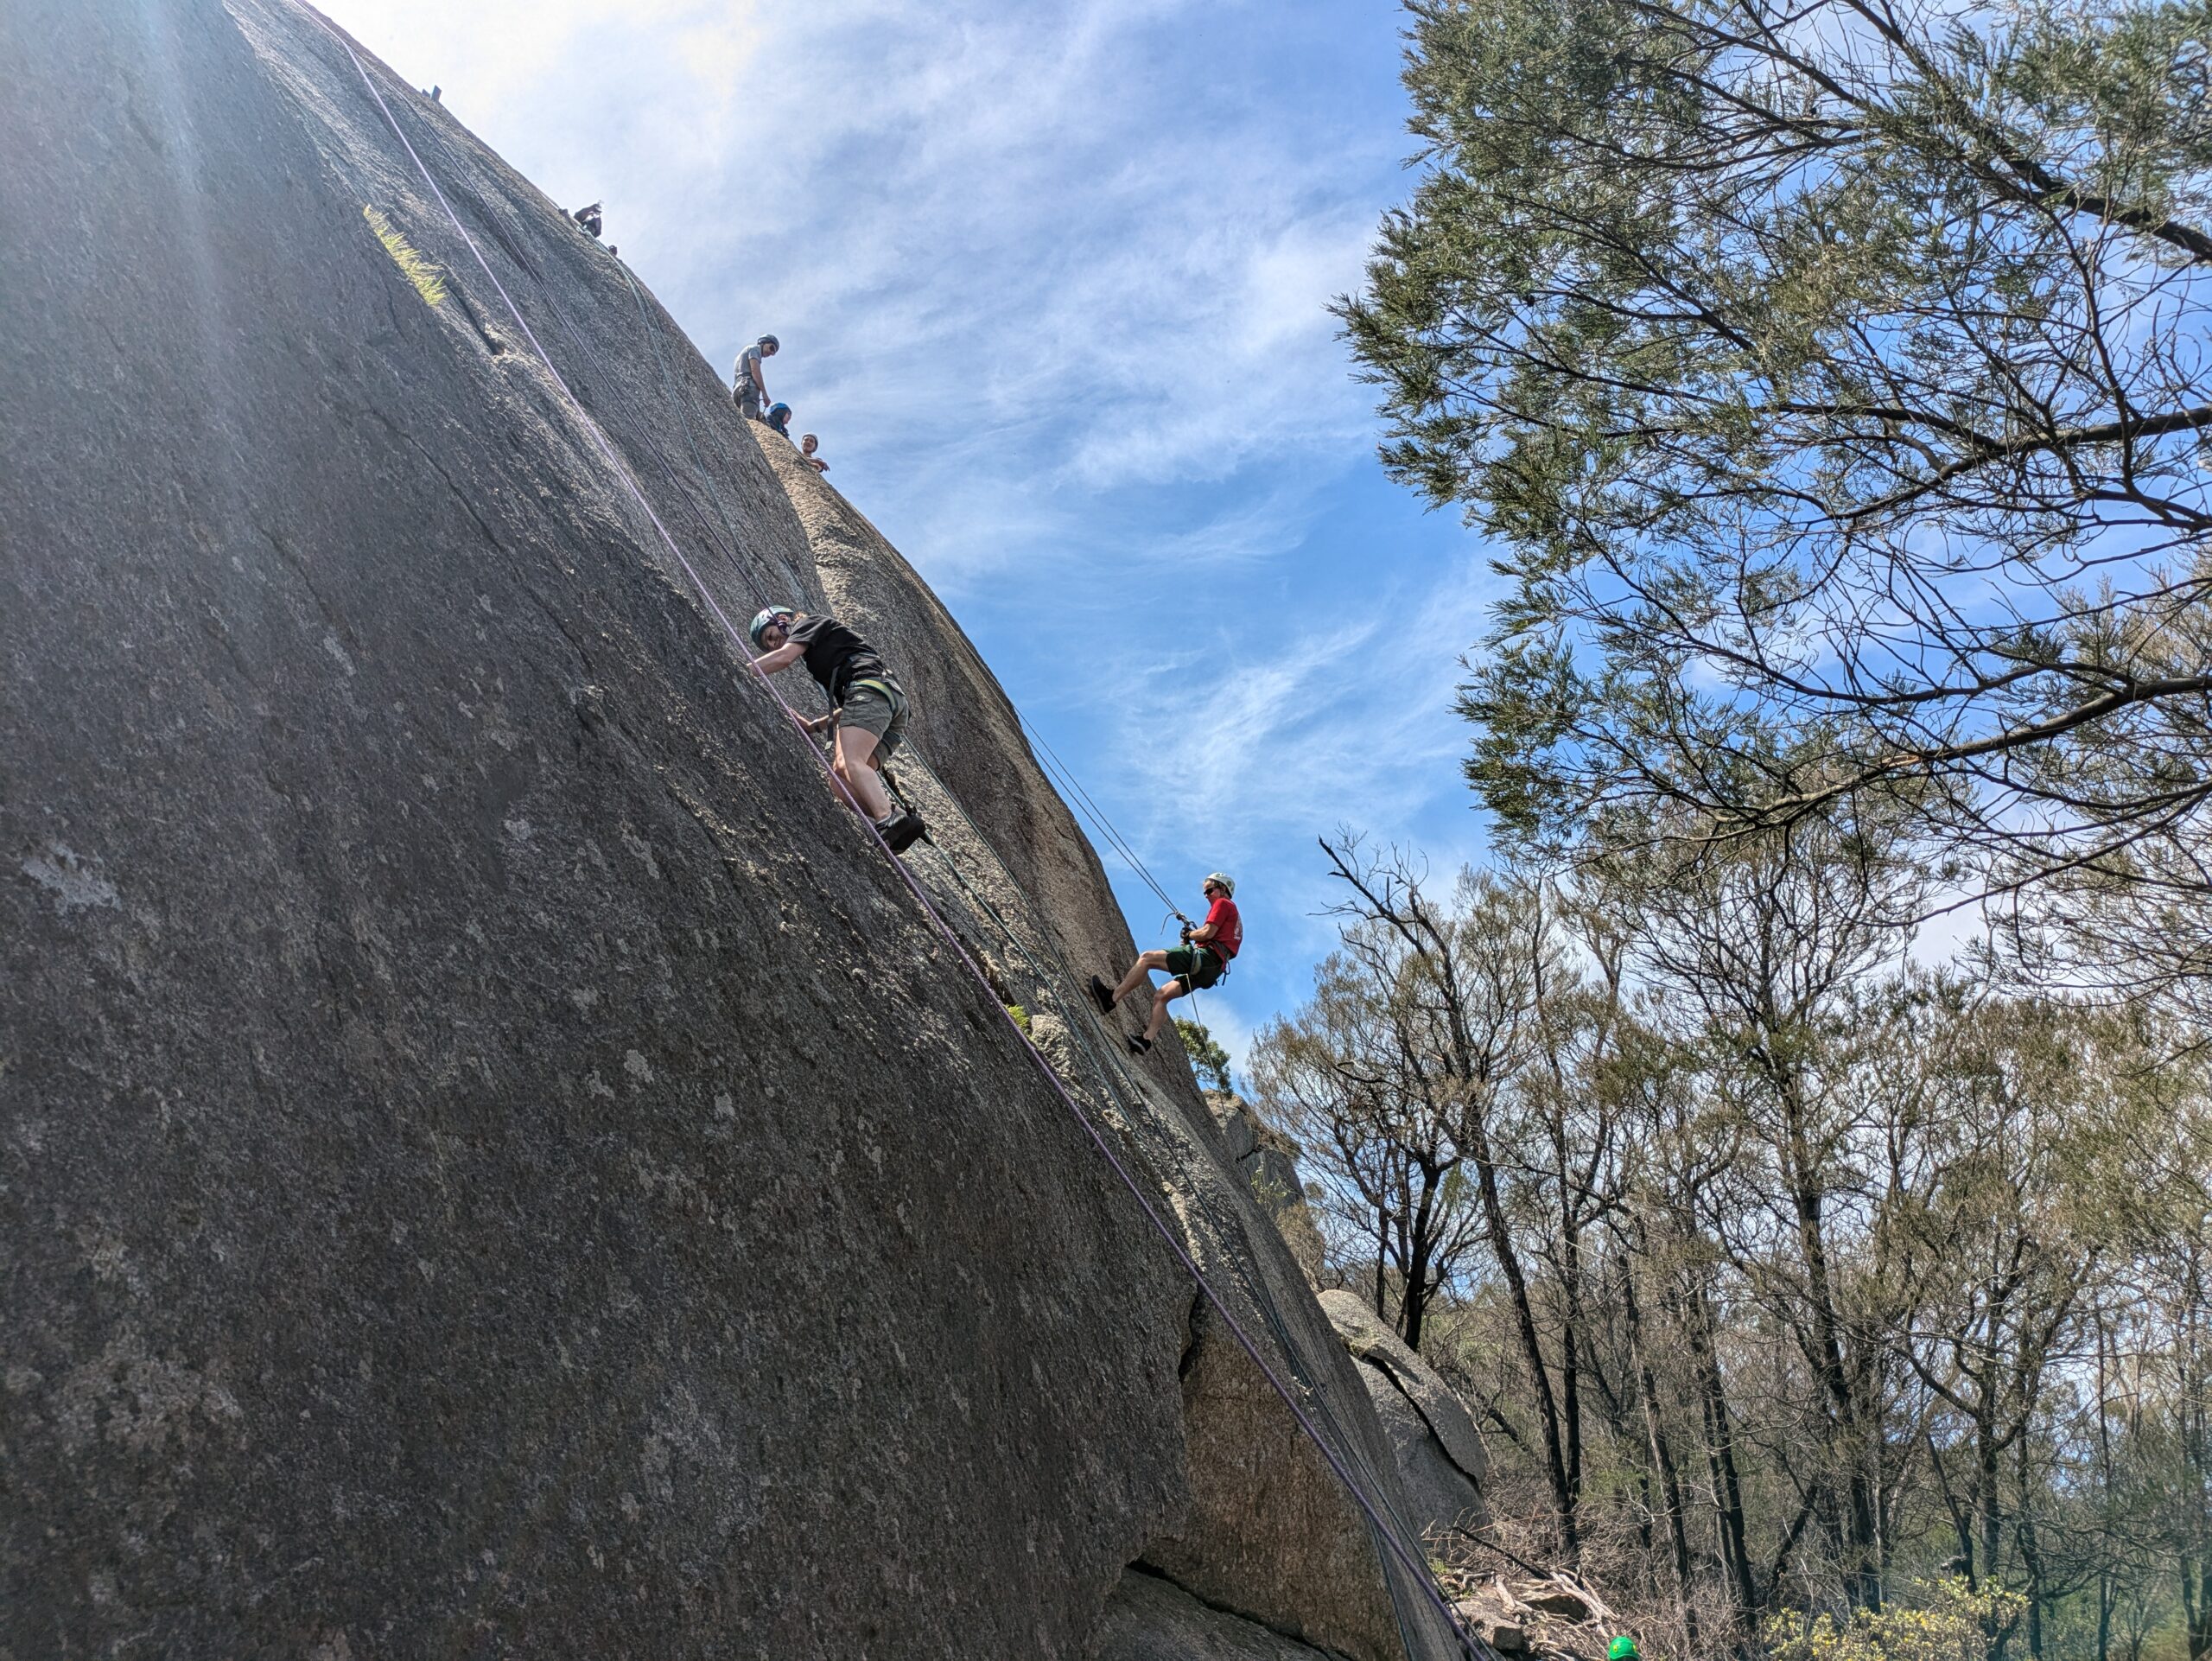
1204 872 1234 897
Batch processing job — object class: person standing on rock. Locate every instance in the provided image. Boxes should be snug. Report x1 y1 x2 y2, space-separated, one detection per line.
733 334 779 421
1091 874 1240 1054
747 605 927 855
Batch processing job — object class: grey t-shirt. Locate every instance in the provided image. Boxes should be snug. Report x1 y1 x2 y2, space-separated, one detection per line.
734 344 764 388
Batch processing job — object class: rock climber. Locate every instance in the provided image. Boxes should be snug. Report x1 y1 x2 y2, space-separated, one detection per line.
766 402 793 439
800 433 829 474
572 200 602 239
733 334 779 421
1090 874 1241 1055
747 606 927 855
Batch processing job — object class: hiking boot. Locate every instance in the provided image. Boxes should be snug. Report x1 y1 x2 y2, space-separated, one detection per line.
1126 1033 1153 1056
1089 974 1119 1015
878 810 928 856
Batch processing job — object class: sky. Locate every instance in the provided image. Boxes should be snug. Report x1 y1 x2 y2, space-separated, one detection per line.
320 0 1503 1076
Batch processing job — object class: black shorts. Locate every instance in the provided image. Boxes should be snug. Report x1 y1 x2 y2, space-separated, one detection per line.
1164 944 1224 990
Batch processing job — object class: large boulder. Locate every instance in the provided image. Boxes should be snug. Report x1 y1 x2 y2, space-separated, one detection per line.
1096 1568 1350 1659
1320 1293 1491 1543
0 2 1466 1657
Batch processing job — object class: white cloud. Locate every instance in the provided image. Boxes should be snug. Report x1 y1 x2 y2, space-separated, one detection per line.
1088 557 1501 957
325 0 1396 585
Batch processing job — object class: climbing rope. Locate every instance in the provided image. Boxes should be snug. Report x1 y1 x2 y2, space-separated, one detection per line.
1014 711 1187 924
587 245 1439 1659
882 749 1439 1661
308 22 1482 1655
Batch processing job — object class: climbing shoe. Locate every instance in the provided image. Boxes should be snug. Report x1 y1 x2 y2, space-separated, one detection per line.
877 810 928 856
1090 974 1119 1015
1126 1034 1153 1056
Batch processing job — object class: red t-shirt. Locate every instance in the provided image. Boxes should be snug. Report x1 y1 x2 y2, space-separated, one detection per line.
1202 896 1242 961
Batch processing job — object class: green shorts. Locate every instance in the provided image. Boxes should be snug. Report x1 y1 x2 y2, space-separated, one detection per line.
1164 944 1225 990
838 678 907 761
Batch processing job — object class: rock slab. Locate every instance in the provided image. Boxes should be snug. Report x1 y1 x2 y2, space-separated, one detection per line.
0 2 1465 1658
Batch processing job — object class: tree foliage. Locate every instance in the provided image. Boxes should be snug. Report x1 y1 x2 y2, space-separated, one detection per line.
1340 0 2212 899
1256 828 2212 1659
1176 1017 1236 1094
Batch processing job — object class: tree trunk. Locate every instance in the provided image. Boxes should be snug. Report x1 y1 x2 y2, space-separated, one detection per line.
1625 1256 1700 1645
1559 1221 1586 1510
1402 1166 1442 1352
1374 1206 1389 1325
1777 1076 1878 1609
2018 1433 2047 1661
1680 1271 1758 1624
2097 1315 2113 1661
1470 1119 1579 1559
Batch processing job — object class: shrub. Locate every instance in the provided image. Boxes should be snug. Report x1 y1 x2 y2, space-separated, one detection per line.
1767 1579 2026 1661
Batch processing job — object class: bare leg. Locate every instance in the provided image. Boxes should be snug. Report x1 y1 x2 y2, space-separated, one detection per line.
832 725 893 821
1143 977 1189 1042
1114 949 1168 1005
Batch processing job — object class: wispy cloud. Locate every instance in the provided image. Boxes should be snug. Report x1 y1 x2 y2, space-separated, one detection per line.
329 0 1400 581
1091 557 1501 950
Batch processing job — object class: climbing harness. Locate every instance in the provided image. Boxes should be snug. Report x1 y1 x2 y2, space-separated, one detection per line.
845 677 903 707
307 22 1485 1655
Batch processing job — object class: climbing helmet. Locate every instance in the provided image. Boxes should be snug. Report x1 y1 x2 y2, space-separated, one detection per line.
1204 871 1235 897
748 606 797 648
760 334 780 352
1609 1638 1638 1660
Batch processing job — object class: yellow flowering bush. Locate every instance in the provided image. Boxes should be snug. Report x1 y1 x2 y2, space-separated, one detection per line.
1767 1579 2024 1661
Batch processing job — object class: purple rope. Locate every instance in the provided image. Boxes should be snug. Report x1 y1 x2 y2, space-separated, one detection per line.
308 15 1478 1652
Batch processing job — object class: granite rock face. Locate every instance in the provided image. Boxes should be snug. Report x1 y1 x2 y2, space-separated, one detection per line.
0 2 1463 1657
1204 1091 1328 1283
1096 1569 1350 1659
1320 1293 1492 1543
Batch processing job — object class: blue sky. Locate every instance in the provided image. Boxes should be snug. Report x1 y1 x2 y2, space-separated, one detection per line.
322 0 1503 1075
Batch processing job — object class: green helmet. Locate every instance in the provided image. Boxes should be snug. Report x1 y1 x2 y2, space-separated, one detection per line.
748 605 797 648
1609 1638 1639 1661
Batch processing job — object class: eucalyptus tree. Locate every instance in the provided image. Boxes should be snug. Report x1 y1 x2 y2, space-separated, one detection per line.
1341 0 2212 902
1609 807 1932 1607
1250 908 1495 1353
1255 843 1603 1554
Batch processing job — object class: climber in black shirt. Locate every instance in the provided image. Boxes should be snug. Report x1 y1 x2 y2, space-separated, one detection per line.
747 606 927 855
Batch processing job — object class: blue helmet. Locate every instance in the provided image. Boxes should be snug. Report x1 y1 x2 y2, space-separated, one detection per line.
748 605 797 648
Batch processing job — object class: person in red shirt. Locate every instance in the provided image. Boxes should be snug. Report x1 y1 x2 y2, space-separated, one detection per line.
1090 873 1241 1055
